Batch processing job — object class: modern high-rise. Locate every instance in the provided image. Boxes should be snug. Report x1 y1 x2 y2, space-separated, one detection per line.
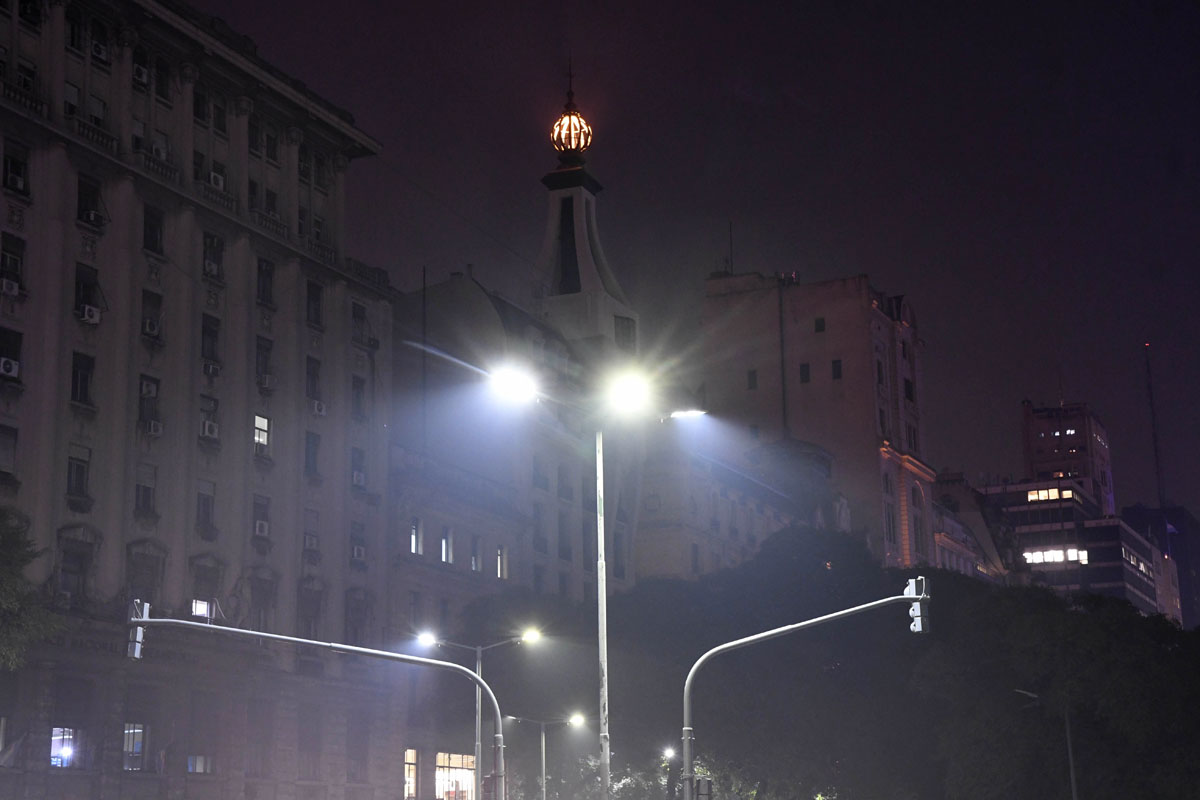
1021 399 1116 516
697 272 945 568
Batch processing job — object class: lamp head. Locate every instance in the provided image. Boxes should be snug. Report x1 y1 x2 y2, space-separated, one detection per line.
520 627 542 644
568 712 586 728
603 370 652 417
416 631 438 647
489 366 539 405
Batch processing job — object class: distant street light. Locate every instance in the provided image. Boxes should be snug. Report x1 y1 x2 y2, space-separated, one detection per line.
1015 688 1078 800
419 629 542 800
663 747 675 760
506 712 588 800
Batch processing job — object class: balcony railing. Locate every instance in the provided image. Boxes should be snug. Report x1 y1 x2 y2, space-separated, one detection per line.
250 209 288 238
71 116 118 154
2 80 46 116
304 237 336 265
137 150 179 182
194 180 236 212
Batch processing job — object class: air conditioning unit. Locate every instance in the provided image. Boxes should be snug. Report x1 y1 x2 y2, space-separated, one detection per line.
0 358 18 379
141 318 161 337
80 304 101 324
203 361 221 378
351 544 366 561
5 174 24 192
202 260 221 279
132 64 150 85
201 420 220 439
311 400 326 416
140 379 158 398
303 533 319 551
1 279 20 297
257 373 274 391
351 471 366 488
146 420 164 437
208 172 225 190
91 41 109 61
254 520 270 538
83 209 104 226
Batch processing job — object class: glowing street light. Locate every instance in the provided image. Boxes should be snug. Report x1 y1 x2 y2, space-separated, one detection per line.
506 712 589 800
489 366 540 405
419 629 543 800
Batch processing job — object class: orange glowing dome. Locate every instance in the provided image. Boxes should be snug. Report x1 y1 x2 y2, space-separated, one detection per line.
551 90 592 154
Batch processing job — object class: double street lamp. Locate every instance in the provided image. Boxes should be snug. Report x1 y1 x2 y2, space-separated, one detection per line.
505 712 586 800
490 364 704 800
418 628 543 800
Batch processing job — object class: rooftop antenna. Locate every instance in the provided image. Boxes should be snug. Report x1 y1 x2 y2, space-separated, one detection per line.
1144 342 1167 509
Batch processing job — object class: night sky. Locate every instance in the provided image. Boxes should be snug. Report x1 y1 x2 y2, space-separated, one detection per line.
191 0 1200 517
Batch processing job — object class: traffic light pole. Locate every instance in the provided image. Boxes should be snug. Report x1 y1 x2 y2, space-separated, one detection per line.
128 602 508 800
679 578 929 800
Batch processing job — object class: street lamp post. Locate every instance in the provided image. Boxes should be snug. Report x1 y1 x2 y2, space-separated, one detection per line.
419 629 542 800
1014 689 1078 800
506 713 585 800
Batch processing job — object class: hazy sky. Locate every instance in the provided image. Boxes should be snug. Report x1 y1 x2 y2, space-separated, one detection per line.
191 0 1200 515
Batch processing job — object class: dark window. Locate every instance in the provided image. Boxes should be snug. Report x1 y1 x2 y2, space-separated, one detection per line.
77 176 101 222
876 360 884 386
212 98 226 134
0 424 17 474
298 206 309 238
3 140 30 195
832 359 842 380
304 432 320 475
344 591 367 649
248 116 262 156
193 85 208 124
134 463 156 515
297 705 321 780
254 337 272 380
138 375 159 422
345 706 369 783
253 494 270 525
904 378 914 402
350 447 365 475
814 317 825 333
66 8 84 51
264 189 277 216
74 264 100 312
351 302 368 342
298 144 311 183
67 444 90 497
1 233 25 284
798 362 810 383
305 281 323 327
614 315 636 353
314 154 328 190
89 20 109 64
247 179 257 210
298 584 321 638
153 59 170 101
70 352 94 405
557 509 572 561
245 699 273 778
305 357 320 400
264 127 278 162
196 481 215 528
200 315 220 362
143 205 163 253
201 232 224 280
192 150 205 182
256 258 274 306
0 327 22 365
746 369 757 390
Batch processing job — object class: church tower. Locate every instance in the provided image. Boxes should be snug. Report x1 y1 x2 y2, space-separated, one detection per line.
533 80 639 360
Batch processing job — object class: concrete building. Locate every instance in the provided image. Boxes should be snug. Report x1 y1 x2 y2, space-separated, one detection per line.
697 272 938 568
1124 504 1200 629
1021 400 1116 516
0 2 485 799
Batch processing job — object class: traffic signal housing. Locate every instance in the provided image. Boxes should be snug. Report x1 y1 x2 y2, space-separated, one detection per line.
905 577 929 634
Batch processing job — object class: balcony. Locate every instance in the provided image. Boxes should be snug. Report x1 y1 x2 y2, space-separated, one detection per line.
194 180 236 212
250 209 288 239
137 150 179 183
71 116 118 154
303 237 336 266
2 80 46 116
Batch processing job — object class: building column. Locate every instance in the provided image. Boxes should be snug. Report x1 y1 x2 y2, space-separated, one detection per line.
230 96 253 214
45 0 67 125
178 63 198 186
331 153 349 261
113 27 136 157
284 126 303 244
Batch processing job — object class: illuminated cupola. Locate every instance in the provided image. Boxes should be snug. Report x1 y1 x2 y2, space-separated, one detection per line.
533 77 638 357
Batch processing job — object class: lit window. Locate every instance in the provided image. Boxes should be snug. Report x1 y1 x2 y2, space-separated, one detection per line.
405 749 419 800
496 546 509 580
1027 490 1038 502
122 723 146 771
1078 550 1088 565
410 518 423 555
1065 428 1076 435
1062 489 1073 499
187 755 214 774
191 599 212 618
435 752 475 800
440 528 453 564
253 415 270 446
1054 430 1061 437
50 727 79 768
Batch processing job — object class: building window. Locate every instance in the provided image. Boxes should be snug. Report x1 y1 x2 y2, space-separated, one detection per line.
746 369 757 390
77 176 101 223
297 582 322 639
904 378 914 402
65 81 81 117
798 362 810 384
409 590 422 628
345 590 367 648
1 233 25 286
410 518 423 555
255 337 272 382
246 700 273 778
51 726 82 768
298 206 309 238
298 143 312 183
876 359 884 386
264 125 279 161
256 258 274 306
253 415 270 448
614 315 636 353
86 93 106 127
470 536 482 572
143 205 163 253
202 232 224 281
265 188 278 216
906 424 918 452
122 723 147 771
74 263 100 313
186 692 217 774
67 444 90 499
532 503 547 553
496 546 509 580
832 359 843 380
404 749 419 800
196 480 215 531
306 281 323 327
253 494 270 530
201 314 220 362
346 707 369 783
351 447 366 486
192 150 205 182
141 290 162 341
878 408 887 436
0 425 16 475
351 375 366 419
305 357 321 400
557 510 572 561
440 527 453 564
193 84 209 123
70 352 94 405
153 58 170 101
212 97 226 134
3 140 30 195
134 463 157 515
304 431 320 476
126 547 163 607
814 317 825 332
884 504 896 544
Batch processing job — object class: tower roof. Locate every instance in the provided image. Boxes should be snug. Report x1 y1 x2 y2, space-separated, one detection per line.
550 77 592 166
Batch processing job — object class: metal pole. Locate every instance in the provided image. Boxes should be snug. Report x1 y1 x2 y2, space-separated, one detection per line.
540 721 548 800
596 428 611 800
680 582 928 800
128 613 508 800
1065 705 1079 800
476 646 483 800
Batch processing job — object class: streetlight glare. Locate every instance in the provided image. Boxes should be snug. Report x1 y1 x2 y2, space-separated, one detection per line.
568 712 585 728
663 747 675 759
604 371 652 416
489 366 539 404
521 627 542 644
669 408 706 419
416 631 438 647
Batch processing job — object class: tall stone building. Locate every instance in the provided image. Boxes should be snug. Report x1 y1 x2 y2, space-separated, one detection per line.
1021 399 1116 517
0 2 479 799
697 272 941 568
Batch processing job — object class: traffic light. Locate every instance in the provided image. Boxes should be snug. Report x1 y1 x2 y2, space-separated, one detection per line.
904 577 929 634
128 599 150 659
